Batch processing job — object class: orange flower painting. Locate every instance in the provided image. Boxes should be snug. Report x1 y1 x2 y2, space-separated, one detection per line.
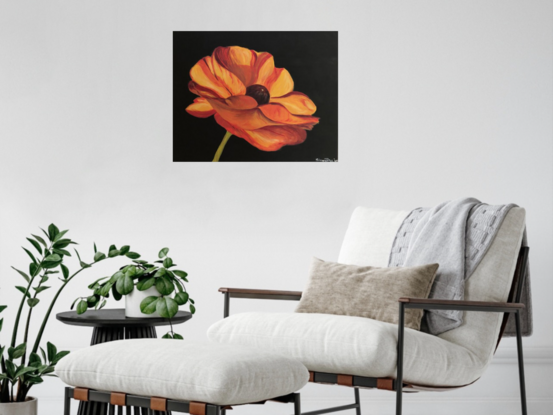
174 32 338 162
186 46 319 161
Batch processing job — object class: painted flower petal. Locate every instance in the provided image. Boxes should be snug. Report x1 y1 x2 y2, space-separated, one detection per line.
214 114 307 152
213 46 258 87
188 81 221 99
189 56 245 99
258 104 319 129
265 68 294 98
270 92 317 115
253 52 275 86
208 97 275 130
186 97 215 118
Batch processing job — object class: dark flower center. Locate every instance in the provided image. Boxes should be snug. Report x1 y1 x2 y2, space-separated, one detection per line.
245 84 270 106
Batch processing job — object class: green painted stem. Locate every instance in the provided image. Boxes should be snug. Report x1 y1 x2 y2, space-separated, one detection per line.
212 131 232 162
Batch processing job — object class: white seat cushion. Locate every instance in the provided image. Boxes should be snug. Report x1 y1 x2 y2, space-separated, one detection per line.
56 339 309 405
207 312 485 387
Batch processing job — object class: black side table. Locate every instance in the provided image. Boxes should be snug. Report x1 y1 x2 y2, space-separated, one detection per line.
57 308 192 415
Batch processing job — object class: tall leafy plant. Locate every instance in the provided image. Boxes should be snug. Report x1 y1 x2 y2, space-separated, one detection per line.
0 225 130 403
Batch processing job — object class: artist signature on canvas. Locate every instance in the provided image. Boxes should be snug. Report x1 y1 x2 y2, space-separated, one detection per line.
315 158 337 162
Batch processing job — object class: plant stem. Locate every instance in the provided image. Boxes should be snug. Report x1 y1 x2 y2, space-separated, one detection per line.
31 264 94 355
212 131 232 162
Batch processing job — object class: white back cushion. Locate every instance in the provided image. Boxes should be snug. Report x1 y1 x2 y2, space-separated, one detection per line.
338 207 409 267
338 206 526 367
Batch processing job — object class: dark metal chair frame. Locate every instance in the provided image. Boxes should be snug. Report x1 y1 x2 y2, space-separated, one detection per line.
63 386 302 415
219 246 529 415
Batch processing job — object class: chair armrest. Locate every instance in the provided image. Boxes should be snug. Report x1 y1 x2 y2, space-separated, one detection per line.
398 297 524 313
218 287 302 301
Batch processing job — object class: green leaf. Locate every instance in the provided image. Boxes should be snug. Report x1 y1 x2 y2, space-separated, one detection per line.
108 244 117 252
42 254 62 269
53 248 71 257
47 224 59 241
0 305 7 313
76 300 88 315
53 239 73 249
88 276 109 289
125 252 140 259
116 274 134 295
94 252 106 261
173 270 188 279
156 297 178 318
158 248 169 258
11 267 30 283
15 366 37 379
174 292 189 305
93 243 97 253
52 350 70 364
111 285 122 301
0 318 3 332
190 304 196 314
22 247 37 264
11 343 26 359
16 286 30 298
29 262 40 277
125 266 137 277
5 360 15 378
173 333 183 340
162 332 172 339
61 264 69 280
70 298 79 310
99 283 113 297
29 353 41 367
32 234 47 248
155 276 174 296
140 296 159 314
119 245 130 255
154 268 166 278
98 299 107 309
163 257 173 268
46 342 57 362
26 237 43 254
54 229 69 242
34 286 50 294
108 249 120 258
40 275 49 284
40 347 47 363
86 295 99 307
136 277 155 291
27 298 40 307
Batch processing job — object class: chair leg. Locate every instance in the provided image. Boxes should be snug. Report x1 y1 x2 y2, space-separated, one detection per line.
515 310 528 415
294 393 301 415
64 387 71 415
396 303 405 415
354 388 361 415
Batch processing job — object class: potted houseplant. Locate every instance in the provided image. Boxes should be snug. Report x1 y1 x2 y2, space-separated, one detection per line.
0 224 131 414
72 247 195 339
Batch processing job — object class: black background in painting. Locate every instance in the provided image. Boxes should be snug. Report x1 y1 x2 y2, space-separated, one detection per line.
173 31 338 162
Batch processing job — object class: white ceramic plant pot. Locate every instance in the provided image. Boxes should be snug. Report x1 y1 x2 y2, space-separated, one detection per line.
125 286 161 318
0 397 37 415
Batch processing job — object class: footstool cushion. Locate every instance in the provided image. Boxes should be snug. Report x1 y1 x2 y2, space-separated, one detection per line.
56 339 309 405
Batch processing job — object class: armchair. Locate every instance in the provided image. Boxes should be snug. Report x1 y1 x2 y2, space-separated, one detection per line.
209 207 529 415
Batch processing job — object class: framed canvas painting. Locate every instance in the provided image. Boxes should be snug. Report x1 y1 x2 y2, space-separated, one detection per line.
173 31 338 162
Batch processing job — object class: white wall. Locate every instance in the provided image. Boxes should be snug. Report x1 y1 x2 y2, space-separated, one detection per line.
0 0 552 414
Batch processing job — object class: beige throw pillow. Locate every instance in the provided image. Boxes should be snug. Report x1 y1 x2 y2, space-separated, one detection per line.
295 258 439 330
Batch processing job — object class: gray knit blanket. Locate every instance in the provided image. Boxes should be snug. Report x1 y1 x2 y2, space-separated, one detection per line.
389 198 532 337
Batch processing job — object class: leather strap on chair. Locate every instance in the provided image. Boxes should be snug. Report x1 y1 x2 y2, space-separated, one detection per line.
150 397 167 411
337 375 353 387
73 388 89 402
110 392 126 406
309 371 314 382
190 401 207 415
377 378 394 391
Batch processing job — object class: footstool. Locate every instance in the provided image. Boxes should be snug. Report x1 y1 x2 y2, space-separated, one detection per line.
56 339 308 415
